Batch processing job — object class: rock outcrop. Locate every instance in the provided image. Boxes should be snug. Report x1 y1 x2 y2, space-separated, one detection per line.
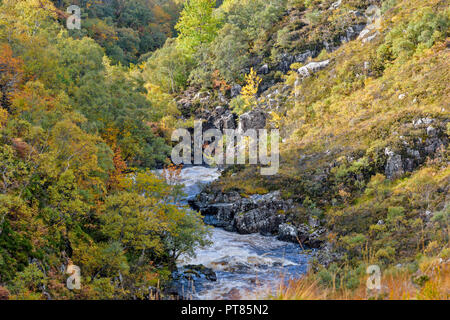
192 190 291 235
191 190 325 248
384 118 448 180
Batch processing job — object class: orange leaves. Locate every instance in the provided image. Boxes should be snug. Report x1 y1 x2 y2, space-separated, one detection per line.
161 163 183 186
108 146 128 191
11 138 34 160
212 69 230 92
0 44 24 112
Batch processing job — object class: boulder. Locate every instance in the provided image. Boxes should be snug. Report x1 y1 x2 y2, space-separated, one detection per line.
234 208 285 235
277 223 298 242
183 264 217 282
169 264 217 299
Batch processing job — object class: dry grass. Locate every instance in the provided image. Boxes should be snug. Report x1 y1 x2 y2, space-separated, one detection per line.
270 277 327 300
268 259 449 300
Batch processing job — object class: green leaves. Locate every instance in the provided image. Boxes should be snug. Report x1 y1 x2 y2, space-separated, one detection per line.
175 0 221 55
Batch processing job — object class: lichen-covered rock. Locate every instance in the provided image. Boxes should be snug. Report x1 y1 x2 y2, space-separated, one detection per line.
383 118 448 179
234 208 285 235
313 243 344 268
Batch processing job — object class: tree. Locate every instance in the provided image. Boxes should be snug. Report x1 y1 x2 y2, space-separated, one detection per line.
143 38 194 93
175 0 220 55
211 23 249 83
0 44 24 113
231 67 261 115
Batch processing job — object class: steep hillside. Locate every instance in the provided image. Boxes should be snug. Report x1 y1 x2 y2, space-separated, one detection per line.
0 0 448 300
157 0 449 298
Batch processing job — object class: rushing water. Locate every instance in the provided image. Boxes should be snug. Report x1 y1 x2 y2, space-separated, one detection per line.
161 166 310 300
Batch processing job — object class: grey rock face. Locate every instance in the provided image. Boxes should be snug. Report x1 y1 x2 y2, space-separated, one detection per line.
238 109 268 131
194 189 325 248
385 151 404 180
277 51 317 73
295 50 314 63
213 112 236 130
383 118 448 179
193 191 292 235
234 208 285 235
203 106 237 131
340 24 366 43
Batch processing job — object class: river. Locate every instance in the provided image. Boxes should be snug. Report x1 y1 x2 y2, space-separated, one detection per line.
163 166 310 300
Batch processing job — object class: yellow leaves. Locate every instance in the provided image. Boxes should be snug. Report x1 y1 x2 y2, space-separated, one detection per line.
232 67 262 115
0 107 7 128
269 111 282 129
241 67 262 103
1 0 57 37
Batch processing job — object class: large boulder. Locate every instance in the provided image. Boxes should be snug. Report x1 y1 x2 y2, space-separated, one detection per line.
169 264 217 299
277 222 325 249
277 223 298 242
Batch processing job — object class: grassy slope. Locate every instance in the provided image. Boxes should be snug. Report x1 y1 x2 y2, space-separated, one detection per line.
209 0 449 299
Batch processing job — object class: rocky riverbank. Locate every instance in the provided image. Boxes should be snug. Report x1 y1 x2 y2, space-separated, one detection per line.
163 166 310 300
190 189 326 249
